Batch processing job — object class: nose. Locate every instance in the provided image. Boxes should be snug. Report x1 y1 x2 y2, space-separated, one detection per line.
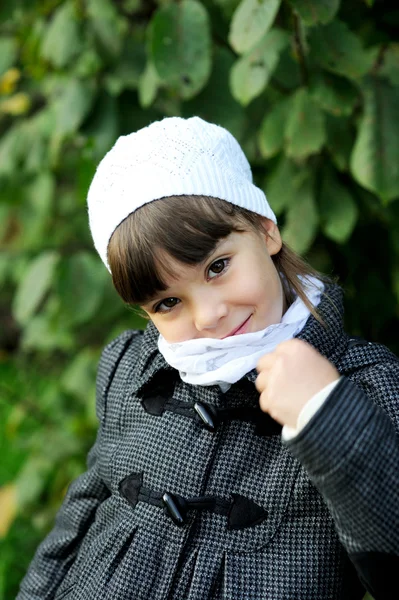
193 295 228 333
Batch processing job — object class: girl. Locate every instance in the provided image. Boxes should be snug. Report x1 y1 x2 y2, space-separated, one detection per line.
18 117 399 600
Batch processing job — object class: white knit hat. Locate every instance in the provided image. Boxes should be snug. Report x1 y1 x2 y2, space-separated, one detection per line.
87 116 276 272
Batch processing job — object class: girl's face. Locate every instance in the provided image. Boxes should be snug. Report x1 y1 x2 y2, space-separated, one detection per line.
141 218 285 343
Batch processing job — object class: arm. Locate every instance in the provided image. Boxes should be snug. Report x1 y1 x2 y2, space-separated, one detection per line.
284 365 399 600
17 330 140 600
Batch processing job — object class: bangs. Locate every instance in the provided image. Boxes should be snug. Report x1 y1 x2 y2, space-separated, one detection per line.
107 196 260 305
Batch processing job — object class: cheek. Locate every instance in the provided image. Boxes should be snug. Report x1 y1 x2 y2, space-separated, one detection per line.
247 268 283 317
238 266 279 300
151 314 193 343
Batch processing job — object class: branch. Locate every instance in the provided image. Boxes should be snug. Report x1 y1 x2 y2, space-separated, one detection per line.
371 43 388 77
292 11 308 86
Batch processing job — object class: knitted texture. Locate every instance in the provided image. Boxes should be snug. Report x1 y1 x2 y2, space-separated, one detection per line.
87 116 276 271
17 284 399 600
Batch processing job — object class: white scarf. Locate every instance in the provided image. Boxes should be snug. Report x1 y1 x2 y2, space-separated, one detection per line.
158 276 324 391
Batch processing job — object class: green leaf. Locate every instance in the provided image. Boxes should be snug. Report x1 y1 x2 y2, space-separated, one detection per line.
150 0 212 100
319 168 358 242
0 38 18 75
182 46 246 140
73 47 103 78
0 202 11 249
0 124 26 176
41 1 83 68
0 253 10 287
19 172 55 249
83 92 118 160
27 172 54 213
61 349 97 402
230 28 289 106
87 0 127 57
263 156 302 215
118 36 147 89
309 73 358 117
56 252 106 326
325 115 354 171
350 77 399 202
229 0 281 55
15 455 53 509
282 175 318 253
138 61 160 109
0 109 54 177
23 108 55 174
12 251 60 325
272 45 301 91
285 88 326 159
288 0 340 25
308 20 374 79
21 311 74 352
258 98 291 158
53 79 96 137
380 43 399 86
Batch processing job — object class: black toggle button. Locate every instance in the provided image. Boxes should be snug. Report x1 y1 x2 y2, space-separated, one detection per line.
162 492 187 526
194 402 217 431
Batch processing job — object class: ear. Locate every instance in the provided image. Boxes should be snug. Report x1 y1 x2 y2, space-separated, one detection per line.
259 218 282 256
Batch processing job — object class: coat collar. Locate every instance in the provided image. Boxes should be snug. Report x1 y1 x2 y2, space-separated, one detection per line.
132 282 347 394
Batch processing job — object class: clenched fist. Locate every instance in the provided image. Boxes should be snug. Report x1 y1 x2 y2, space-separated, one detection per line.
255 339 340 428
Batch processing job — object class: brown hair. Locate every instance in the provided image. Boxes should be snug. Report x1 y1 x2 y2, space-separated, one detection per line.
107 195 332 322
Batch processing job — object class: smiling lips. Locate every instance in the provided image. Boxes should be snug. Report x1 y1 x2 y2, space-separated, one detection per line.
223 315 252 339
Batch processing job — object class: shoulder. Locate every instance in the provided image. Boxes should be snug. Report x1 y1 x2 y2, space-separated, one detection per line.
338 336 399 426
95 329 144 419
337 336 399 375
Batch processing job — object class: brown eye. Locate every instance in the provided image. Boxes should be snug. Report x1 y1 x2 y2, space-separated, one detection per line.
162 298 178 308
155 297 179 312
208 258 230 279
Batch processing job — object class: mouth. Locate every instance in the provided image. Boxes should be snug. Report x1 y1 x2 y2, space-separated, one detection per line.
222 315 252 339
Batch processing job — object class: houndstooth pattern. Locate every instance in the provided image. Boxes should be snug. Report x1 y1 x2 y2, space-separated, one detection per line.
17 284 399 600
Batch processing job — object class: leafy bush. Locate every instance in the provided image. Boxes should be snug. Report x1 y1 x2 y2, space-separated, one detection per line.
1 0 398 597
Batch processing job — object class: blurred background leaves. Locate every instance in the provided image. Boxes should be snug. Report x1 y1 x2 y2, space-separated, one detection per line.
0 0 398 596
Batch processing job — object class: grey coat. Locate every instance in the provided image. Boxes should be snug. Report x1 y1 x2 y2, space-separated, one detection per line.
17 284 399 600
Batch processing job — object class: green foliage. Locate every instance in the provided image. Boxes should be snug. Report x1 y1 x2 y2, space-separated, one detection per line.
308 19 375 79
288 0 339 25
319 167 358 242
229 0 281 54
230 28 289 105
285 87 326 158
40 2 83 68
281 171 319 254
150 0 212 99
12 251 60 325
350 77 399 202
1 0 398 597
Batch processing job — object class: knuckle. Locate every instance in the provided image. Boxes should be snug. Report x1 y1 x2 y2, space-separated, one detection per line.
259 393 268 413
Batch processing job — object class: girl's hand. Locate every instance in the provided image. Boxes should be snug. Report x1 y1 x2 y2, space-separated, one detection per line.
255 339 340 428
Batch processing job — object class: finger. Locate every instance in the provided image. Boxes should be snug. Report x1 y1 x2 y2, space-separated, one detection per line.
256 352 276 372
255 370 269 394
259 391 270 414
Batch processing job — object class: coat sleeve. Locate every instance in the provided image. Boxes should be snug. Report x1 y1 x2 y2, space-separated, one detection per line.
284 361 399 600
17 330 141 600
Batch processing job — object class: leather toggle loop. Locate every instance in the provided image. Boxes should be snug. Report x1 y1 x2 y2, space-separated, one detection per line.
140 395 282 436
119 472 268 530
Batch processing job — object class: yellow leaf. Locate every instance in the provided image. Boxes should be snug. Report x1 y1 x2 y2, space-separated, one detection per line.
0 92 31 115
0 483 17 538
0 68 21 95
